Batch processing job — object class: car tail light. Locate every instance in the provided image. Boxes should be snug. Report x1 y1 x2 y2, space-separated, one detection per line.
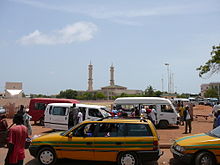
153 140 158 150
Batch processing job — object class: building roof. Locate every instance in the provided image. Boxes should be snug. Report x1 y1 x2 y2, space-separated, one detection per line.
101 85 127 89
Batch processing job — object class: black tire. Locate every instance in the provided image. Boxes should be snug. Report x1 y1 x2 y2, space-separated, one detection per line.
117 152 139 165
195 151 216 165
39 118 44 126
37 147 57 165
158 120 169 129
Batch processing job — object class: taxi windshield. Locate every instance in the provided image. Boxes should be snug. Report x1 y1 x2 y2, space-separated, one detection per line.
208 126 220 138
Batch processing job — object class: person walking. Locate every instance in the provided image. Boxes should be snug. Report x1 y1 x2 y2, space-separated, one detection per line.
183 106 192 134
77 110 83 124
178 103 185 126
215 110 220 128
17 105 32 136
16 105 25 116
148 105 157 125
72 104 79 126
23 109 32 136
5 113 28 165
0 111 8 147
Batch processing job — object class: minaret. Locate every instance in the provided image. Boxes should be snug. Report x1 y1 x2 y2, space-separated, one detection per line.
110 64 115 86
88 61 93 91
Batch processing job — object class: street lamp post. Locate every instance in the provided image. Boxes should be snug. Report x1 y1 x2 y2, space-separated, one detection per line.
165 63 170 93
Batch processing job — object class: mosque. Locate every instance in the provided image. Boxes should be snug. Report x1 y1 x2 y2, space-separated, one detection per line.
85 62 142 99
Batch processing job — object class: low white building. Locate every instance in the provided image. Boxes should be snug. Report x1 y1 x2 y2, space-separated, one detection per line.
4 82 23 98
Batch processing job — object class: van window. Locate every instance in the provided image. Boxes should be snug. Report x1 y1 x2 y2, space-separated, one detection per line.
97 123 124 137
52 107 67 116
35 103 46 110
161 105 174 113
126 124 152 137
88 108 103 118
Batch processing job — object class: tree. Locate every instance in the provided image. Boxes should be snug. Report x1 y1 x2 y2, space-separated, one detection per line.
197 45 220 77
94 92 106 100
204 88 218 98
145 86 155 97
56 89 78 99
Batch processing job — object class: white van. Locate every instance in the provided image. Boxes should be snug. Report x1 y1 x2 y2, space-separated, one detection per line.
44 103 111 130
114 97 179 128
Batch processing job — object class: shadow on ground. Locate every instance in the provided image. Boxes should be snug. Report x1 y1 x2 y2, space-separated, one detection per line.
26 159 159 165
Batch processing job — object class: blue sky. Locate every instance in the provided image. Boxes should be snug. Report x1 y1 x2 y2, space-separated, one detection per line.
0 0 220 95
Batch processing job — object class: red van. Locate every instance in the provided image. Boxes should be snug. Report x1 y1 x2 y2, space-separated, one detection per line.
28 98 79 125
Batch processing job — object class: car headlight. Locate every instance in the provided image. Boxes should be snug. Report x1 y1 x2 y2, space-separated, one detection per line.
175 144 185 152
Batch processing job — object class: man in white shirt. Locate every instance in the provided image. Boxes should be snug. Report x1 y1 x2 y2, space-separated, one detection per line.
148 105 157 125
77 110 83 124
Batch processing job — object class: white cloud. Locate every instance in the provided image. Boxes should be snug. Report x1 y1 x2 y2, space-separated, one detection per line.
18 22 97 45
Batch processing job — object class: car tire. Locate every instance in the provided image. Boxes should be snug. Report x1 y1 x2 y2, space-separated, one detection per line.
117 152 139 165
195 151 216 165
158 120 169 129
39 118 44 126
37 147 57 165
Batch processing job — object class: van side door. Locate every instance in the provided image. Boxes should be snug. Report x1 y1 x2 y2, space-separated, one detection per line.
44 105 53 128
50 106 69 130
158 104 176 125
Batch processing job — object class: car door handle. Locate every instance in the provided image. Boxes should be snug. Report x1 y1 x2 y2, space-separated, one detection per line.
86 142 93 145
115 142 123 145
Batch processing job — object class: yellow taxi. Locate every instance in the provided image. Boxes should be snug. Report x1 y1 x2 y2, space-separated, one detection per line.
171 126 220 165
29 118 163 165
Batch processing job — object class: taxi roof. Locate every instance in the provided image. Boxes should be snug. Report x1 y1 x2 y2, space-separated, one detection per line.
82 118 151 124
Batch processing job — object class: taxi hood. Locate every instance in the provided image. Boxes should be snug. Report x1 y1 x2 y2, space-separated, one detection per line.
32 131 63 142
175 133 219 146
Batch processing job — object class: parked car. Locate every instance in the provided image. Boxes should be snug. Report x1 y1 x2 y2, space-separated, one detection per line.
29 118 163 165
44 103 111 130
171 126 220 165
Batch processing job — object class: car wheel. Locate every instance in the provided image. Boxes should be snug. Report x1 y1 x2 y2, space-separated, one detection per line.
158 120 169 129
39 118 44 126
37 147 57 165
195 151 215 165
117 152 139 165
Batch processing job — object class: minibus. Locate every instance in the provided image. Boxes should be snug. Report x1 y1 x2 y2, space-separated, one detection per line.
114 97 179 128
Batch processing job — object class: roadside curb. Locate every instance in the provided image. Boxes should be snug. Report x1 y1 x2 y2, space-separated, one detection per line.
160 143 171 149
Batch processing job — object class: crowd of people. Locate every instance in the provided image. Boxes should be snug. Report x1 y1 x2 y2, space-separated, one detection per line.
0 105 31 165
111 105 157 125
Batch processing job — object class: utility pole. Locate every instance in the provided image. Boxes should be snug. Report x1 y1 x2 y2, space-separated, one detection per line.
165 63 170 93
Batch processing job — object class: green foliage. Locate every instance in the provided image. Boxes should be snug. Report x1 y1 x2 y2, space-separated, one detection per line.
144 86 162 97
204 88 218 98
77 92 106 100
95 92 106 99
176 93 190 98
56 89 78 99
145 86 154 96
197 45 220 77
30 94 52 98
